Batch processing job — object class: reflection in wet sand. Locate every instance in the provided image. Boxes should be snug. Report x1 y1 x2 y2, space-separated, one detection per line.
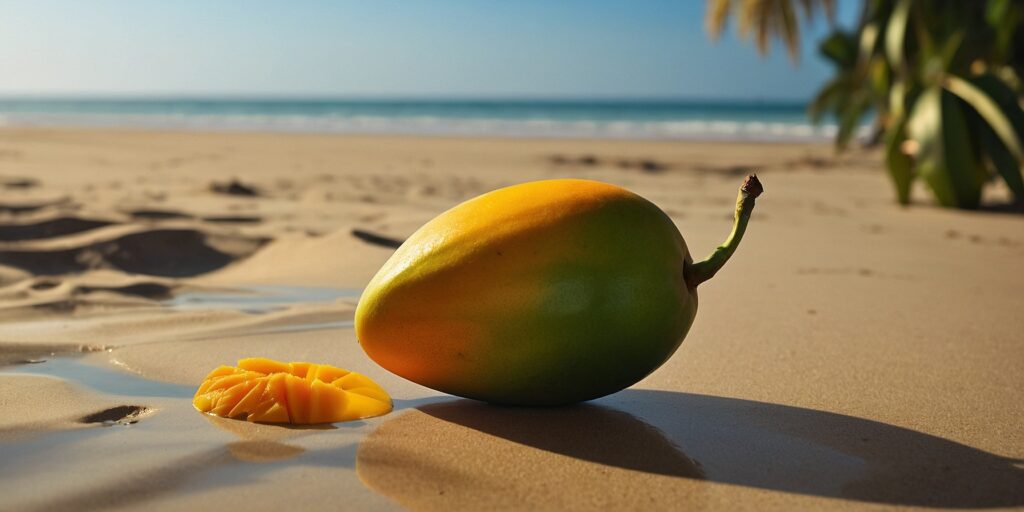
203 414 338 463
228 440 305 463
357 401 708 511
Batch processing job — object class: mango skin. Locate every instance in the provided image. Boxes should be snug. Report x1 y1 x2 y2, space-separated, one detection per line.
355 179 697 405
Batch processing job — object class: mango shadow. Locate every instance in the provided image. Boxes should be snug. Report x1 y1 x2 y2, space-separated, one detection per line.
419 400 704 479
411 390 1023 508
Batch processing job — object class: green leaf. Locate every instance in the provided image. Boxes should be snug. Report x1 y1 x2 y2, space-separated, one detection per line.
889 79 906 118
808 78 844 122
885 0 912 70
938 30 964 71
968 73 1024 148
910 3 940 82
907 87 983 208
945 75 1024 162
869 56 890 96
986 0 1010 27
885 113 914 204
979 127 1024 202
858 21 880 68
984 0 1017 60
836 90 870 150
949 74 1024 202
819 31 857 68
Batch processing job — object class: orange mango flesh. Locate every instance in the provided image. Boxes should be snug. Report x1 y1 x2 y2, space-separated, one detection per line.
356 179 696 405
193 358 392 424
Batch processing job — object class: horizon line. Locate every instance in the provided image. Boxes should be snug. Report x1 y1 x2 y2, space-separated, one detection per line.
0 93 814 105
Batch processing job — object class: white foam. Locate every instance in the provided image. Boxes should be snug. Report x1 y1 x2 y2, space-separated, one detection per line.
0 112 856 142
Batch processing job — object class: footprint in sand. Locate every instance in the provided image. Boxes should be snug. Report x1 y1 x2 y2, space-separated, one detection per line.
201 215 263 224
128 209 194 221
1 176 39 189
0 198 72 216
797 267 877 277
616 158 670 173
79 405 152 426
945 229 1020 248
0 216 115 242
210 179 261 197
29 279 62 291
2 280 175 316
127 209 263 225
0 229 269 277
351 229 404 249
690 163 755 178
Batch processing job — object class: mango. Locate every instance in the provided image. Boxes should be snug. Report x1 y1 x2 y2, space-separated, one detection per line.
193 357 392 423
356 176 762 405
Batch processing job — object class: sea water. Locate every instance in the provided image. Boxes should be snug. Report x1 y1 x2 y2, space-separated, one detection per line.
0 97 861 141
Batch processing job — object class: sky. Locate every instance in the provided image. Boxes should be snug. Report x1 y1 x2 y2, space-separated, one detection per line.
0 0 860 101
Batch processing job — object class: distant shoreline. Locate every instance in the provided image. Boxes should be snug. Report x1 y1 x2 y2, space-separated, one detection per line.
0 97 864 142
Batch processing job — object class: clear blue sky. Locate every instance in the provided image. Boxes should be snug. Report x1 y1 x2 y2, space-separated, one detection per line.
0 0 859 101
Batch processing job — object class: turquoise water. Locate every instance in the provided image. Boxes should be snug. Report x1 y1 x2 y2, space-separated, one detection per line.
0 98 854 141
167 286 361 314
7 357 194 398
165 286 358 333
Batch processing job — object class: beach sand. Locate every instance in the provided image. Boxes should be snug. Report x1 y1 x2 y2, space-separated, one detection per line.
0 127 1021 511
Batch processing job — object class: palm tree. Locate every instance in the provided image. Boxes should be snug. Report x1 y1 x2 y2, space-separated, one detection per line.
708 0 1024 209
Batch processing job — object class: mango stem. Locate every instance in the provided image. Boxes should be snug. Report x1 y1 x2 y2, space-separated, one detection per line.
685 174 763 288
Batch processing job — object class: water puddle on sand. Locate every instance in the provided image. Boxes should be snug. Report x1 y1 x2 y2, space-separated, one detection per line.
161 285 361 335
2 285 366 395
0 357 199 494
0 285 400 509
0 355 378 509
165 285 362 314
4 356 194 398
246 320 355 335
0 355 346 510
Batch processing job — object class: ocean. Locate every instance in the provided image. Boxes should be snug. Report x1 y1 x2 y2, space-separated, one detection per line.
0 98 854 142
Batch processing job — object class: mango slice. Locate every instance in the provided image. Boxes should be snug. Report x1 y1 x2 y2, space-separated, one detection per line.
193 358 392 424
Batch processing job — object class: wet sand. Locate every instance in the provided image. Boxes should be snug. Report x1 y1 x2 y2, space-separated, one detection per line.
0 127 1022 511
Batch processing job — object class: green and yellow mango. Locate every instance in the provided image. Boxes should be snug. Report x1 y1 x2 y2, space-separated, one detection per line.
356 176 761 405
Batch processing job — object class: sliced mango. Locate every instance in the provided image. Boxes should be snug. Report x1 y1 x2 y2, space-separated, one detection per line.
238 357 291 375
284 374 312 424
311 364 349 383
290 362 313 379
193 358 391 424
228 379 268 419
196 366 239 394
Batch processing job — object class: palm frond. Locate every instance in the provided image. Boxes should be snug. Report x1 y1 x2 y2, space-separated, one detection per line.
706 0 734 40
706 0 837 62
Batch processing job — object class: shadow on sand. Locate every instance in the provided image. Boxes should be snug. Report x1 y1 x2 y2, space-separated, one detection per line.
362 389 1023 508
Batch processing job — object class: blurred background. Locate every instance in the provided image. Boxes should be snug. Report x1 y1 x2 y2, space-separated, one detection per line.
0 1 861 140
0 0 1021 207
4 1 1021 209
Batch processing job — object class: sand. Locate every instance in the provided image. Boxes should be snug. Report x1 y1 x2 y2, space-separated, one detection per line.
0 126 1021 511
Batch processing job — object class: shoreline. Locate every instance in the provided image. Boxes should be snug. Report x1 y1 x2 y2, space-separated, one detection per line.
0 123 848 146
0 96 855 142
0 120 846 143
